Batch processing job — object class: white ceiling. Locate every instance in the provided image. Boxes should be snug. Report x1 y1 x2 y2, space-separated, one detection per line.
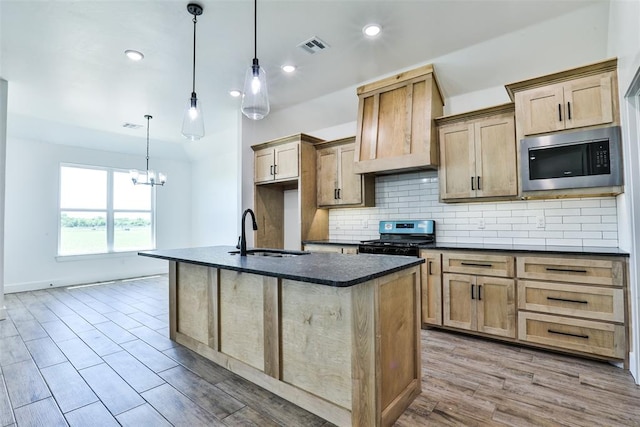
1 0 606 150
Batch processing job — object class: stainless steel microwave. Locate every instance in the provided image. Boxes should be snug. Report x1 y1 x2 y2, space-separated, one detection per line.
520 126 623 192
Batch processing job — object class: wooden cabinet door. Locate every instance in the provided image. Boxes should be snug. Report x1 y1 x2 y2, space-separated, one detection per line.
517 84 565 136
337 144 362 205
317 147 338 207
476 276 516 338
421 251 442 326
443 273 475 331
564 73 614 130
274 142 299 181
439 123 475 200
474 114 517 198
255 148 275 183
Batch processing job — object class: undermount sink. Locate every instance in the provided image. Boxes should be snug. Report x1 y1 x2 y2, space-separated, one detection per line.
229 248 311 258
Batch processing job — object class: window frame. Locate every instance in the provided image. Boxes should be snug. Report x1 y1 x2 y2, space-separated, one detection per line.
58 163 157 257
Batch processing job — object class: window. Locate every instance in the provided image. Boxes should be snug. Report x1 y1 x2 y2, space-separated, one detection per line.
59 164 155 256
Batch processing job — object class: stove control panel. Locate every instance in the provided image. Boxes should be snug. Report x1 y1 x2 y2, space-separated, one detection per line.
378 220 435 236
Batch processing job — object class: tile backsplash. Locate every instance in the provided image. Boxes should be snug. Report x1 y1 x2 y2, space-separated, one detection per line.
329 170 619 247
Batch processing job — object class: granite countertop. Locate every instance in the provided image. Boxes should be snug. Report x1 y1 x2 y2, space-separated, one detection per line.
139 246 424 287
303 240 628 257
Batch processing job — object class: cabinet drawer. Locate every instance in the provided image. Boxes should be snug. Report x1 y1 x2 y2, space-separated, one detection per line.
443 253 514 277
517 256 623 286
518 280 624 322
518 312 626 359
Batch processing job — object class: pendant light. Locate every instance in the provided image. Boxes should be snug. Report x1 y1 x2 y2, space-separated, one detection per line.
182 3 205 140
241 0 270 120
130 115 167 186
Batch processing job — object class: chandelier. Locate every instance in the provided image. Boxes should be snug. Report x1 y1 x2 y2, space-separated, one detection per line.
130 115 166 186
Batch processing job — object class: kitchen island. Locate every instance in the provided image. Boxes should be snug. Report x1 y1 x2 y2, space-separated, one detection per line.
139 246 424 427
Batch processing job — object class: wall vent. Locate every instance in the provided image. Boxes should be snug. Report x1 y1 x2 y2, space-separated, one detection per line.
297 36 330 54
122 122 143 129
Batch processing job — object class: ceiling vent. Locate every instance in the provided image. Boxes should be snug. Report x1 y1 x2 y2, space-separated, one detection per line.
297 36 330 54
122 122 143 129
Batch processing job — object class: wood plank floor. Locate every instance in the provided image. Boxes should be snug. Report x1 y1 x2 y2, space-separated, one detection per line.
1 275 639 426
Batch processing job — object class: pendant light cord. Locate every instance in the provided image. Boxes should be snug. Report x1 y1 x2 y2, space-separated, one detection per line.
253 0 257 60
192 15 197 94
145 115 152 171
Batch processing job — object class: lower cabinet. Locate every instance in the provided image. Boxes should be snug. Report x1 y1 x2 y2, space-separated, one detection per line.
516 255 627 361
518 312 626 359
443 273 516 338
420 250 442 326
434 251 628 364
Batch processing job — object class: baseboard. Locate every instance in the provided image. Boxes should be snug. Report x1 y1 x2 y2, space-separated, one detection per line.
629 350 639 385
0 306 6 320
4 268 168 294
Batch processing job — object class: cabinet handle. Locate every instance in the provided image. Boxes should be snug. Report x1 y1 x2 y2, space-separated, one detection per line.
334 189 337 200
461 262 493 268
545 267 588 274
471 284 475 300
428 261 432 275
558 104 562 121
478 285 482 301
567 102 571 120
547 296 588 304
337 189 341 199
471 177 475 190
477 176 481 190
270 165 274 175
548 329 589 340
274 164 278 175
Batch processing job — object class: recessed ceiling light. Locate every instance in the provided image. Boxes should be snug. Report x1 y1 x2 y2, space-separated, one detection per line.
362 24 382 38
125 49 144 61
229 90 242 98
281 64 296 73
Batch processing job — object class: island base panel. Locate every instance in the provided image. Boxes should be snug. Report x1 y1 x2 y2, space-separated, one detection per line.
169 262 421 426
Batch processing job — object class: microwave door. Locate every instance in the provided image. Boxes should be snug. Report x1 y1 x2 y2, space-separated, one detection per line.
529 144 587 180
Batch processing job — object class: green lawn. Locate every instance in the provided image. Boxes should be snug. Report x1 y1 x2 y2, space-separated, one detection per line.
60 227 152 254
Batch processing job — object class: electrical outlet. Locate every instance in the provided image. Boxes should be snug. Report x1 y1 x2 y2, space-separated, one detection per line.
362 219 368 229
536 216 545 228
478 218 485 229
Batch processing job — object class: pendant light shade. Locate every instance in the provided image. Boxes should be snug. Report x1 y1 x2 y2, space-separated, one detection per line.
182 93 204 140
241 0 270 120
182 3 205 140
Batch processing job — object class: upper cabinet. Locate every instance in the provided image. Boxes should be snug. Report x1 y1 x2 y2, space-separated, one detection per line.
252 134 328 250
316 137 374 208
506 58 619 137
354 64 444 175
254 140 303 184
436 104 517 202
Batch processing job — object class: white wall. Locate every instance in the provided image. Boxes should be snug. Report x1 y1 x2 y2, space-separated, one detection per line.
607 0 640 382
185 109 242 247
0 79 7 318
3 136 192 293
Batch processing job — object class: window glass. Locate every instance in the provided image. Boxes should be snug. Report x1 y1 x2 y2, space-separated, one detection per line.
60 167 107 209
59 211 108 255
114 212 152 251
114 171 151 210
59 165 155 256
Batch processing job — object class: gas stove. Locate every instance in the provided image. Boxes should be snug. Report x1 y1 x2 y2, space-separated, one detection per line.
358 220 436 256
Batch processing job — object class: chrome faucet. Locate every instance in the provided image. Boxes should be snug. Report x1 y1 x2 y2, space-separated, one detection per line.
239 208 258 256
